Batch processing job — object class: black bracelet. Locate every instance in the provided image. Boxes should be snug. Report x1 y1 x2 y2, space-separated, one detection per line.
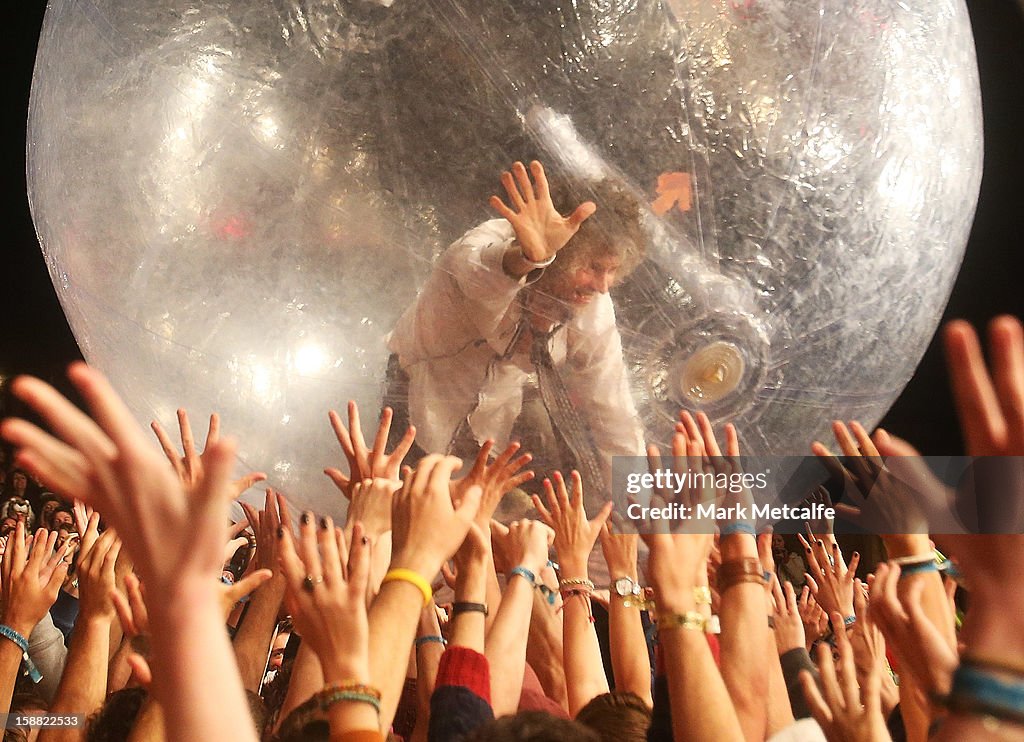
452 601 489 617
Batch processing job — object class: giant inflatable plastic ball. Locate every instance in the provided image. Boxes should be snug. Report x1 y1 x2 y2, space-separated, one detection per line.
27 0 982 516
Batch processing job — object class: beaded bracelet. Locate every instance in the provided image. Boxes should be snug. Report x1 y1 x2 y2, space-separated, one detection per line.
314 682 382 715
0 625 41 683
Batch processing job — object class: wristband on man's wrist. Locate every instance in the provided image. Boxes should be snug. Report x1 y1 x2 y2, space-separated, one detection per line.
0 624 41 683
452 601 489 617
518 246 556 269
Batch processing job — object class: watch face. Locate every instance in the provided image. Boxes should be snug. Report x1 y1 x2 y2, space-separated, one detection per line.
614 577 634 597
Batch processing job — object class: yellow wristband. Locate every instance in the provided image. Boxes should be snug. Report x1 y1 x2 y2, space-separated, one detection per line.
382 568 431 607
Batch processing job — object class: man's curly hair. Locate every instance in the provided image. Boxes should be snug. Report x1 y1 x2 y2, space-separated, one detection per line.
545 175 646 280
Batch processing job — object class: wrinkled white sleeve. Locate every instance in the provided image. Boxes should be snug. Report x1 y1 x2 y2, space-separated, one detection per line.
391 219 536 361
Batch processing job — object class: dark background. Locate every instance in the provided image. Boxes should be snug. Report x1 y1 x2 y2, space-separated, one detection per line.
0 1 1022 454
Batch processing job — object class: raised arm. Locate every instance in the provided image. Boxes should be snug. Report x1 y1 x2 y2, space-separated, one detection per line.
2 364 256 742
0 524 69 716
532 470 612 716
489 160 595 279
484 519 552 716
233 490 288 693
688 412 770 742
370 455 481 732
597 522 652 706
39 520 120 742
278 512 380 740
643 522 742 741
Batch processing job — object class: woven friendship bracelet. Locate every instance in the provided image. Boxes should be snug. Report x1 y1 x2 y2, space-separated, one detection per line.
559 588 596 623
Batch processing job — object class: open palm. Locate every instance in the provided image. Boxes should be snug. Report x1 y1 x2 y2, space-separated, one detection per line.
489 160 595 263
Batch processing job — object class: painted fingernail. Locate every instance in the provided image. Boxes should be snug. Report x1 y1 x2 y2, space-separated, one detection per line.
301 512 312 525
361 536 369 545
277 526 284 539
319 517 328 530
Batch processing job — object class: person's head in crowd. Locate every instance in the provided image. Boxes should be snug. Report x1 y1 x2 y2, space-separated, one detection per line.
494 488 535 522
56 526 81 560
37 493 62 530
50 506 74 532
0 516 16 538
86 688 147 742
535 176 645 313
9 470 27 498
465 711 601 742
268 628 291 673
1 496 33 530
574 692 652 742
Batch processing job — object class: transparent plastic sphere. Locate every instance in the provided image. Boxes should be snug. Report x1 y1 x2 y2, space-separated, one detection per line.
27 0 983 515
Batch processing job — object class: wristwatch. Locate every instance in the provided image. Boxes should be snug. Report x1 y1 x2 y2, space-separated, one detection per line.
612 576 642 599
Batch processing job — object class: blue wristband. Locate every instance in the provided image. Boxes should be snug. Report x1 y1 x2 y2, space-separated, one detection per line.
511 566 556 605
951 663 1024 718
0 625 41 683
510 566 537 585
721 522 756 537
414 635 447 648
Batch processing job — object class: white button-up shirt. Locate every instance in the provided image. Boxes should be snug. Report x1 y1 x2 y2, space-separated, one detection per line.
388 219 646 473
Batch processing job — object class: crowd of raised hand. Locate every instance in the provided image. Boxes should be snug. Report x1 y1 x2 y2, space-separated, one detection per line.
0 314 1020 742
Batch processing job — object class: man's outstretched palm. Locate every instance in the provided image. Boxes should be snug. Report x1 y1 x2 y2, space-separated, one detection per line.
489 160 596 263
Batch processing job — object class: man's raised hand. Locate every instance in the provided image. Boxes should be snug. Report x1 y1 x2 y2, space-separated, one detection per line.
489 161 595 264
